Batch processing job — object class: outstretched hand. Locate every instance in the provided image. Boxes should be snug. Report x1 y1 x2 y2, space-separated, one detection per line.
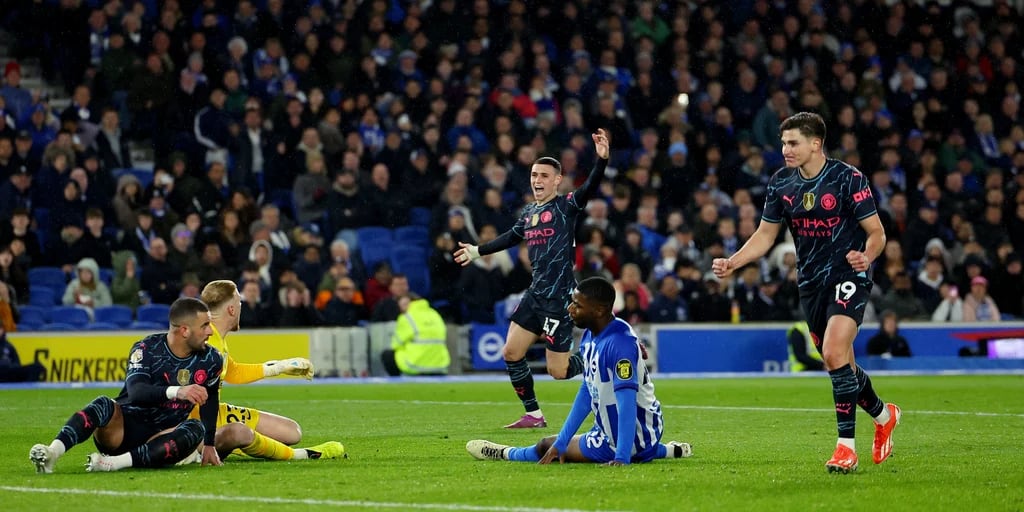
592 128 610 160
538 445 565 465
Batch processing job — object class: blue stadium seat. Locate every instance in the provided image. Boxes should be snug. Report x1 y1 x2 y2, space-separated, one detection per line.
99 268 114 286
28 267 67 288
16 321 42 331
358 237 394 272
129 321 164 331
390 246 428 273
29 287 56 307
94 305 134 327
17 305 50 325
356 226 393 245
394 225 430 250
404 267 431 298
136 304 171 324
408 207 432 227
85 322 123 331
41 323 77 331
49 306 91 328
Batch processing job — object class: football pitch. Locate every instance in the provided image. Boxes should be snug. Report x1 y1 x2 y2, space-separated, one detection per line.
1 374 1022 512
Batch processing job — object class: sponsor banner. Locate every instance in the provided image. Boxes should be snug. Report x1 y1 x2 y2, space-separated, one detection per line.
7 331 310 383
652 322 1024 373
471 323 507 370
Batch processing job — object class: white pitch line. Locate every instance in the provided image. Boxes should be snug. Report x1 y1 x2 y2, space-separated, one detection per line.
4 399 1022 418
0 486 625 512
255 399 1024 419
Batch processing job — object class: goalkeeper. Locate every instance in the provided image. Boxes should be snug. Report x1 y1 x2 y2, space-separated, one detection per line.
185 279 345 461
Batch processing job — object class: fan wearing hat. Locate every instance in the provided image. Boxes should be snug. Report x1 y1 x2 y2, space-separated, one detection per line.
963 275 1000 321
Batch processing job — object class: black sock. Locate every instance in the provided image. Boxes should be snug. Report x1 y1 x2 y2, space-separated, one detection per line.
506 358 539 413
855 365 885 417
828 364 858 438
565 353 584 379
56 396 115 450
131 419 205 468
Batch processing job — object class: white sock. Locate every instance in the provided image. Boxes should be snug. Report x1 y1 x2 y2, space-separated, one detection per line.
292 449 309 460
527 410 543 418
874 406 891 426
109 452 133 470
48 440 67 459
837 438 855 451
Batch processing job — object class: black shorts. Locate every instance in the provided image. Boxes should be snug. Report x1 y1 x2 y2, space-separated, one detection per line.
800 277 872 349
96 410 173 455
509 292 575 353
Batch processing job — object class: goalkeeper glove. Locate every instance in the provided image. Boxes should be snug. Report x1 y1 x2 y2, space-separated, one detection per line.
263 358 315 380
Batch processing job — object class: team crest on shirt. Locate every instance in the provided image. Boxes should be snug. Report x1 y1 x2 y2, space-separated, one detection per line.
128 348 143 369
820 193 837 211
540 211 553 223
176 369 191 385
802 192 816 211
615 359 633 380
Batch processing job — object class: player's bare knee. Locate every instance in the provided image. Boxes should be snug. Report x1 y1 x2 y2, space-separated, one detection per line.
536 435 557 454
215 422 252 450
502 345 526 361
547 365 569 379
281 420 302 445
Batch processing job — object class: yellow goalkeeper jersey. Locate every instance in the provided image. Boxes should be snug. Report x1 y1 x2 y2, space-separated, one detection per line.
207 324 266 385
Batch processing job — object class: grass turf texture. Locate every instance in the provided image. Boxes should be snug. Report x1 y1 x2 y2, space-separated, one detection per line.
1 375 1022 512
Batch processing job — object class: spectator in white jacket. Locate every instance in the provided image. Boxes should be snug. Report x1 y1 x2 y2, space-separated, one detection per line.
931 281 964 323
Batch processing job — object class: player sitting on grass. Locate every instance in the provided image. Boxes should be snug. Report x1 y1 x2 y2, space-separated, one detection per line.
466 277 692 465
183 280 344 462
31 298 223 472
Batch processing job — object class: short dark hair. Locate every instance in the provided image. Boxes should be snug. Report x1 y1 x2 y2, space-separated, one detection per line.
779 112 827 142
533 156 562 174
168 297 209 326
577 276 615 308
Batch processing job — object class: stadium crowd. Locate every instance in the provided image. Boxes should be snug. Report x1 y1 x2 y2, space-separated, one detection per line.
1 0 1023 331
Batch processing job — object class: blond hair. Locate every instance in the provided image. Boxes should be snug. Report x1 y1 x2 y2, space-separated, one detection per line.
201 279 238 312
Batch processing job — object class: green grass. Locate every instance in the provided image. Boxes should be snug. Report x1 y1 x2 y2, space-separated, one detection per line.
2 375 1023 511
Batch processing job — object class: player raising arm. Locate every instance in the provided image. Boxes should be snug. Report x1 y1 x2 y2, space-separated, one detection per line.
454 128 612 428
465 277 691 465
30 298 223 472
711 112 901 474
189 280 345 462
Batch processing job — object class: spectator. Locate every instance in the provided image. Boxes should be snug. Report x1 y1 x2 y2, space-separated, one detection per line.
990 252 1023 319
690 273 732 323
612 263 652 314
61 257 112 316
292 244 326 296
0 324 45 382
1 61 32 123
0 244 29 306
195 240 230 287
362 261 393 315
277 281 320 327
167 224 201 276
618 290 649 326
0 166 34 221
322 277 364 327
110 250 141 310
111 173 144 231
963 276 1001 322
292 152 330 225
238 279 274 328
867 311 912 358
787 321 824 372
647 275 688 323
140 237 181 305
381 294 450 376
875 270 929 321
745 278 793 322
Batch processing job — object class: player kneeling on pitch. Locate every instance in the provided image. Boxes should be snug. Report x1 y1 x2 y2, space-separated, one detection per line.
30 298 223 472
466 277 691 465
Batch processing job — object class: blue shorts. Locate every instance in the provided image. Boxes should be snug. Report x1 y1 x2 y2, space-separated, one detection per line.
577 426 662 464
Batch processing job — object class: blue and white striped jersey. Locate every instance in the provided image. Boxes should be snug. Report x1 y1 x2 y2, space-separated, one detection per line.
579 318 663 454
